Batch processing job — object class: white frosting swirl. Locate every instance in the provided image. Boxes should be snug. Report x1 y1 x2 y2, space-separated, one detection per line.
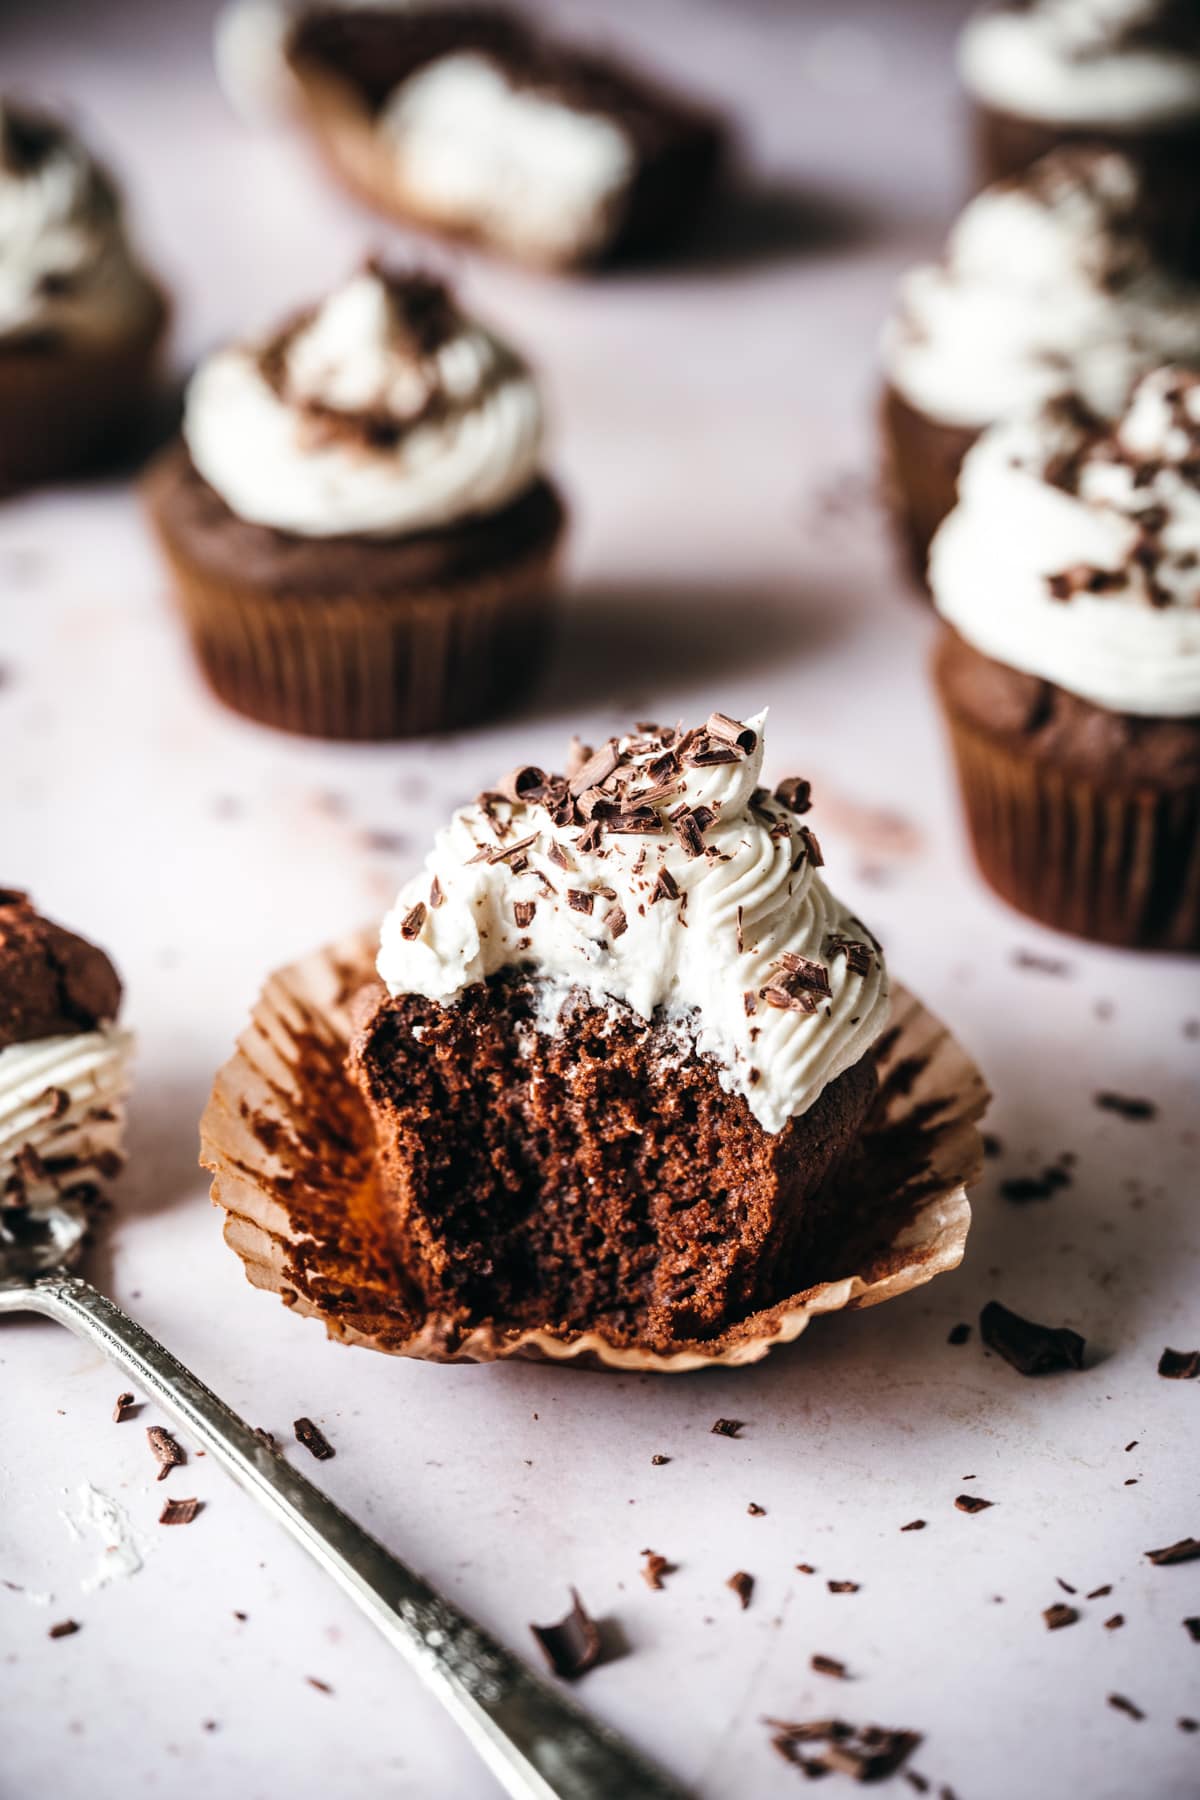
381 52 635 266
376 712 890 1135
931 369 1200 716
0 1027 132 1216
0 101 157 348
960 3 1200 127
883 150 1200 428
183 267 544 537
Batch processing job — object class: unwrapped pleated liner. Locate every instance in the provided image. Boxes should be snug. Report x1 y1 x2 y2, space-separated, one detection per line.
201 929 989 1372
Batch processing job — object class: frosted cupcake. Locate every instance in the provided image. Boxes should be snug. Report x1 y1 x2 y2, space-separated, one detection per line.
931 368 1200 949
0 100 167 493
959 1 1200 271
0 893 133 1231
144 263 565 739
349 711 891 1350
881 148 1200 578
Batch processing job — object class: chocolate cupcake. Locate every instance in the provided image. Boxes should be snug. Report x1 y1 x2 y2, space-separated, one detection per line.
881 147 1200 580
348 711 892 1351
0 893 132 1231
144 264 565 739
0 100 167 493
281 5 726 271
931 368 1200 950
959 1 1200 271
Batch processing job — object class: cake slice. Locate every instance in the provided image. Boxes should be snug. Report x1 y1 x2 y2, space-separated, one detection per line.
350 712 889 1350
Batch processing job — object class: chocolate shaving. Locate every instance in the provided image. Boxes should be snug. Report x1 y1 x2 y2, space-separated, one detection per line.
1087 1585 1112 1600
1108 1694 1145 1722
980 1300 1085 1375
773 777 812 815
640 1550 676 1591
294 1417 334 1461
811 1654 848 1678
567 889 594 915
496 765 547 804
767 1720 919 1783
399 902 426 941
1105 1614 1125 1631
512 900 536 929
649 867 679 904
147 1426 186 1481
668 805 708 860
828 1580 859 1594
530 1589 602 1680
428 875 444 909
306 1676 333 1694
1094 1090 1156 1121
1044 1603 1078 1630
1146 1537 1200 1567
575 819 603 855
900 1520 926 1532
747 1502 766 1517
48 1619 80 1639
113 1392 135 1424
605 905 628 940
954 1495 993 1514
568 742 620 798
1159 1347 1200 1379
159 1497 202 1525
605 809 662 834
711 1418 743 1437
947 1322 971 1346
1184 1617 1200 1642
547 841 570 871
826 933 872 977
727 1571 754 1609
487 833 538 866
705 711 757 755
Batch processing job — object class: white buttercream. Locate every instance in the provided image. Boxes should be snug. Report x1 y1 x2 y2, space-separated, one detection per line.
183 267 544 537
381 52 635 265
884 150 1200 428
0 102 157 347
960 4 1200 127
931 368 1200 716
0 1027 133 1214
376 713 890 1135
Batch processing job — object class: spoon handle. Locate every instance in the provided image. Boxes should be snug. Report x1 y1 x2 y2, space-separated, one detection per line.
4 1270 686 1800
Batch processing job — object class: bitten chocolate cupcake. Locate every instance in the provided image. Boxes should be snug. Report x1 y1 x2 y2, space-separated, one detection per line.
959 1 1200 271
0 100 167 493
281 4 726 271
931 368 1200 950
144 264 565 739
881 147 1200 580
0 893 132 1230
348 711 892 1351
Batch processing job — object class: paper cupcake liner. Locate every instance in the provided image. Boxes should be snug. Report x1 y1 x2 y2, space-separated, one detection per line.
879 382 980 590
939 694 1200 951
0 289 167 494
157 522 562 741
201 930 988 1373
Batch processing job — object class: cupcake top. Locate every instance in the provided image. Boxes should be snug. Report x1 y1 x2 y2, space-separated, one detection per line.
376 711 890 1135
183 264 544 538
960 2 1200 128
883 149 1200 428
0 891 121 1050
0 99 158 349
930 367 1200 717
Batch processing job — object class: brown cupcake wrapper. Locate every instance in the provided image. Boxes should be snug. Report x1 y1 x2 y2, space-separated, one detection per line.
938 683 1200 951
155 514 563 740
879 382 980 592
200 929 989 1373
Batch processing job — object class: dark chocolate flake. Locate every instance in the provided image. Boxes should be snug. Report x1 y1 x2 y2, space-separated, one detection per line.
1158 1347 1199 1380
651 1454 670 1466
399 901 426 941
727 1571 754 1609
1094 1090 1156 1122
649 867 679 905
980 1300 1085 1375
900 1520 926 1532
773 777 812 815
1184 1617 1200 1642
1086 1585 1112 1600
605 905 628 940
711 1417 743 1438
954 1495 993 1514
160 1497 202 1526
1044 1603 1078 1630
294 1417 334 1461
530 1590 602 1680
48 1619 80 1639
828 1580 859 1594
811 1654 848 1679
1146 1537 1200 1567
747 1502 766 1517
147 1426 186 1481
512 900 536 929
1105 1614 1125 1631
1108 1694 1145 1722
640 1550 676 1591
113 1392 135 1424
567 889 594 915
947 1323 971 1346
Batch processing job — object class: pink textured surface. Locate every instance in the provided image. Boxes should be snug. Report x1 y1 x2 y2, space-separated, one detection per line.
1 4 1197 1798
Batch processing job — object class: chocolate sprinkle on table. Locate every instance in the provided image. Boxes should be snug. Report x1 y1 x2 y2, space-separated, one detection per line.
160 1497 202 1525
147 1425 186 1481
947 1323 971 1346
1056 1578 1076 1595
112 1392 135 1424
640 1550 676 1591
650 1454 670 1466
711 1418 743 1438
1158 1347 1200 1379
900 1520 926 1532
828 1580 860 1594
294 1417 335 1461
747 1502 766 1517
1044 1603 1078 1630
1108 1694 1145 1722
1087 1585 1111 1600
980 1300 1086 1375
727 1571 754 1609
530 1590 603 1680
1184 1617 1200 1642
1105 1614 1125 1630
306 1677 333 1694
954 1495 993 1514
1094 1091 1157 1121
1180 1718 1199 1733
48 1620 79 1639
811 1653 848 1678
1146 1537 1200 1566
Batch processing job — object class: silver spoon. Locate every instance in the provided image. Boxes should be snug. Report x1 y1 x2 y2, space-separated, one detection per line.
0 1202 686 1800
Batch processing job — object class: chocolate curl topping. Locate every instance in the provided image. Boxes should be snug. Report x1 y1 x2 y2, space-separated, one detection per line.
399 902 426 941
774 777 812 815
564 736 591 781
496 765 548 805
568 741 620 798
705 711 758 756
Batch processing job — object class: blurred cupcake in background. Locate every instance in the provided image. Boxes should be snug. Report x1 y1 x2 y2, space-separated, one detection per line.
959 1 1200 271
0 100 167 494
144 262 566 740
880 148 1200 581
217 2 726 272
930 367 1200 951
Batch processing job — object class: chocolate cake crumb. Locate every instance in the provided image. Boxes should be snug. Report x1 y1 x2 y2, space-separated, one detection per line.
651 1454 670 1466
48 1619 79 1639
1108 1693 1144 1721
254 1427 276 1449
1094 1091 1156 1122
159 1497 202 1525
113 1392 135 1424
980 1300 1085 1374
1158 1347 1200 1379
1146 1537 1200 1566
727 1571 754 1609
1087 1586 1112 1600
147 1426 186 1481
747 1502 766 1517
640 1550 676 1590
1044 1603 1078 1630
1105 1614 1125 1630
294 1417 335 1461
947 1323 971 1346
811 1654 848 1678
530 1590 603 1679
1184 1617 1200 1642
828 1580 859 1594
711 1418 743 1438
954 1495 993 1514
900 1520 926 1532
